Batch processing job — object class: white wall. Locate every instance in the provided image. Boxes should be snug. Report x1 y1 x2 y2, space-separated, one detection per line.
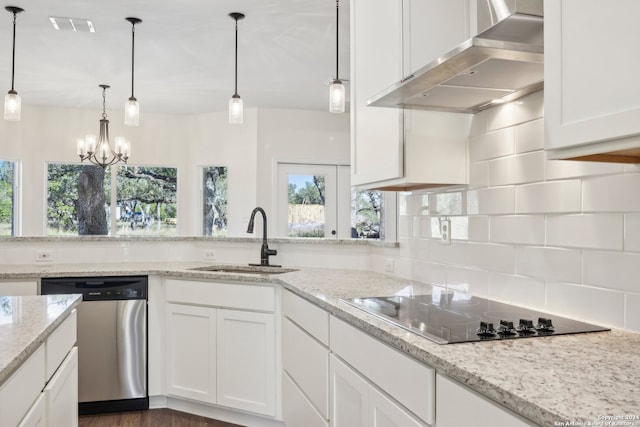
0 104 349 237
371 91 640 333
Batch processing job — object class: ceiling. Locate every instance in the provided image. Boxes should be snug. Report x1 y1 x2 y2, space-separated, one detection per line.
0 0 350 115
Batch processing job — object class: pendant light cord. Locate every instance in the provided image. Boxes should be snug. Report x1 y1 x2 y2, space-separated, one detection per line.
130 22 136 98
335 0 339 81
102 86 107 119
10 10 17 92
234 18 239 96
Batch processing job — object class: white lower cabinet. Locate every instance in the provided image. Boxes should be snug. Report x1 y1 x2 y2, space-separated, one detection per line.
44 347 78 427
165 303 217 403
0 281 38 296
17 393 45 427
330 355 426 427
163 279 277 417
435 374 536 427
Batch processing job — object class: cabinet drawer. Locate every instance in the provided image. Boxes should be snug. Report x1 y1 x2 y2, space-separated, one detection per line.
46 309 77 380
17 392 45 427
44 347 78 427
165 279 275 312
330 316 435 425
283 372 328 427
0 281 38 296
283 290 329 345
0 345 46 427
283 318 329 417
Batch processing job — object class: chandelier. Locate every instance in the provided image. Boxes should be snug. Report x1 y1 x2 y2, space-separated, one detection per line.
77 85 131 169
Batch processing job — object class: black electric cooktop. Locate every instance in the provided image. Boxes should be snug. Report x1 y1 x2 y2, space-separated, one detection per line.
341 293 610 344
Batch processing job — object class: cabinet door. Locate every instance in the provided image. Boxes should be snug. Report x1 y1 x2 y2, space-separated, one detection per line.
436 374 535 427
283 372 328 427
18 394 46 427
216 309 276 416
330 355 368 427
165 304 217 403
351 0 403 186
369 387 425 427
545 0 640 159
44 347 78 427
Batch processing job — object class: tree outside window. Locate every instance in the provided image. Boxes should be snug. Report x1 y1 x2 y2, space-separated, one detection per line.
203 166 228 237
0 160 15 236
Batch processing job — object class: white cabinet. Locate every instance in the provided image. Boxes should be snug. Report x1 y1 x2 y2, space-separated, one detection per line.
217 309 275 415
44 347 78 427
282 290 330 427
164 279 277 417
545 0 640 162
17 394 45 427
435 374 536 427
0 280 37 295
165 303 217 403
0 345 46 427
350 0 470 190
330 355 426 427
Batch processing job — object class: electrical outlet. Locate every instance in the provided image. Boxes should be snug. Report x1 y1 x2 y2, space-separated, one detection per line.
36 251 54 262
384 258 394 273
203 250 216 261
440 219 451 245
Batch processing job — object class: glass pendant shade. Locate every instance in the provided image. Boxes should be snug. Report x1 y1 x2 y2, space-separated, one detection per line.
229 95 243 124
124 97 139 126
4 91 20 121
329 81 345 113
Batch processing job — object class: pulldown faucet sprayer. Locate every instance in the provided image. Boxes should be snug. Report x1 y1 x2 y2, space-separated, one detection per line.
247 207 279 267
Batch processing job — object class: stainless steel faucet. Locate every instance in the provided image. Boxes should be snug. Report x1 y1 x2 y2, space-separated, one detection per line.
246 207 279 267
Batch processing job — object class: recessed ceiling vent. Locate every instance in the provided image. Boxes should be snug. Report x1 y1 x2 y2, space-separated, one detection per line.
49 16 95 33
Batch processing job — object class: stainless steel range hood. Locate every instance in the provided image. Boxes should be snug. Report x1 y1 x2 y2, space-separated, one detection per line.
367 0 544 114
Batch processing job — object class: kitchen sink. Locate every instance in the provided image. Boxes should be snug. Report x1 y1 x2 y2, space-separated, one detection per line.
190 265 296 275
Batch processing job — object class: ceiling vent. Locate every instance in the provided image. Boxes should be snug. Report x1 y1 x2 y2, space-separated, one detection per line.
49 16 95 33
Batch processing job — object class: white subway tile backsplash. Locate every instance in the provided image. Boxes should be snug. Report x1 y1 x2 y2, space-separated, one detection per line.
469 127 514 161
398 215 412 238
485 91 544 131
545 159 623 180
516 180 581 214
583 250 640 293
546 214 624 250
467 187 515 215
469 161 489 188
468 216 489 242
445 266 489 297
428 240 467 266
488 272 546 309
489 152 545 186
489 215 545 245
583 173 640 212
515 246 581 283
624 214 640 252
514 118 544 153
466 242 515 273
546 282 625 328
625 292 640 331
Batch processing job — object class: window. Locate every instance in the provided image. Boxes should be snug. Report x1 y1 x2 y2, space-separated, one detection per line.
351 189 383 238
117 166 177 236
287 174 327 237
203 166 228 236
46 163 176 236
0 160 16 236
47 164 110 236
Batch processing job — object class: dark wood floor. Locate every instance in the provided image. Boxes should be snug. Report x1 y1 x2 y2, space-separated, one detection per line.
79 408 244 427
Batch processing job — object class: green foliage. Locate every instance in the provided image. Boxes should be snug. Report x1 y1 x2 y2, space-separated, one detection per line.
353 190 382 238
288 175 325 205
0 161 14 232
203 166 228 236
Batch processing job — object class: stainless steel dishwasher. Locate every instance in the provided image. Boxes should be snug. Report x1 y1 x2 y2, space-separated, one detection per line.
41 275 148 415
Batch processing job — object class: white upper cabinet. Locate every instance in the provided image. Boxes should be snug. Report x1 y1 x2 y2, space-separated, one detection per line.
545 0 640 162
350 0 470 190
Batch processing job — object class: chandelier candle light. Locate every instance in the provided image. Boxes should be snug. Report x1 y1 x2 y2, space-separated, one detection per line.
4 6 24 121
229 12 245 124
124 17 142 126
77 85 131 169
329 0 345 113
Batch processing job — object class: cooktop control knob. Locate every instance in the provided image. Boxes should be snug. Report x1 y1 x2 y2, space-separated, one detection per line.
536 317 555 333
476 321 496 337
517 319 536 334
497 320 516 336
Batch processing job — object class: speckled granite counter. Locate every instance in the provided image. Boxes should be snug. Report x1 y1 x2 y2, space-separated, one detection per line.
0 294 81 386
1 263 638 426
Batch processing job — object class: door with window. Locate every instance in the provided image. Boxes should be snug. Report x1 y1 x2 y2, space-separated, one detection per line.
276 163 351 239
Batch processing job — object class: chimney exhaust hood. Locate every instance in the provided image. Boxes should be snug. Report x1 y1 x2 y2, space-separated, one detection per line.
367 0 543 114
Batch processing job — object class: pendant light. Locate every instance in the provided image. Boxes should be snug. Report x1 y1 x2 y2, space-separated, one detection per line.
124 17 142 126
77 85 131 169
229 12 245 124
329 0 345 114
4 6 24 121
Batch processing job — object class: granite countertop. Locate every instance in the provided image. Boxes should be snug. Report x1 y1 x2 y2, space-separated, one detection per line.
0 294 81 386
1 263 638 426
